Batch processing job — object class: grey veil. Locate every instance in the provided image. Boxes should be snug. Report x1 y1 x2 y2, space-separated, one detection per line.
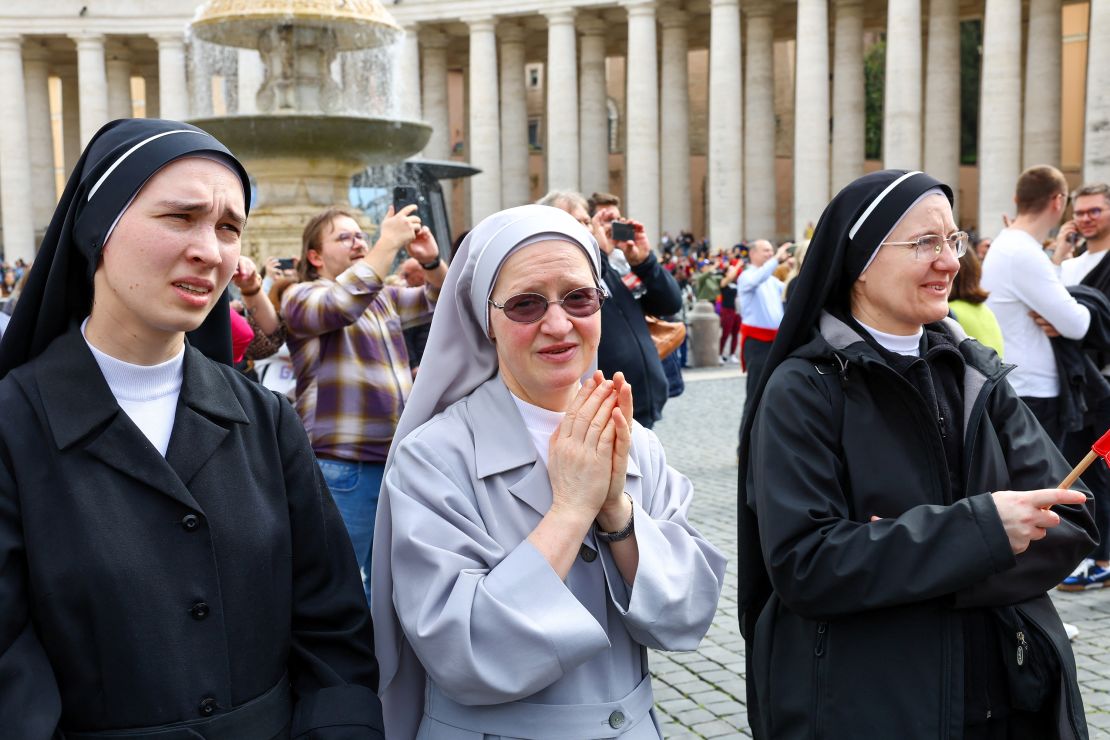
370 204 604 735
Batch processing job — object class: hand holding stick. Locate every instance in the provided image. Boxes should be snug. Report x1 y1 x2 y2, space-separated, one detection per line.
1057 428 1110 489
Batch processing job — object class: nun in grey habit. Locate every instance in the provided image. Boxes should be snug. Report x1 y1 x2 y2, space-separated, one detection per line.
370 204 726 739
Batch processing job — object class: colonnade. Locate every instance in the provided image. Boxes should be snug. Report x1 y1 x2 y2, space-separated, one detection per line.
0 31 186 262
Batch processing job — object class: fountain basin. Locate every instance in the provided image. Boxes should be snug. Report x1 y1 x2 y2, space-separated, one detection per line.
189 114 432 167
191 0 401 50
189 115 433 258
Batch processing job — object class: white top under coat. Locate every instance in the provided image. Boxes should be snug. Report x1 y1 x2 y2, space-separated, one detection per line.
510 392 564 467
81 318 183 456
855 317 923 357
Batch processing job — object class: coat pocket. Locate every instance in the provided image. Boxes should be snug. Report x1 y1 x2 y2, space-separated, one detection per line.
991 605 1057 713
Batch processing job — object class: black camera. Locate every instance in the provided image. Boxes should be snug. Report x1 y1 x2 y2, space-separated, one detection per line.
610 221 636 243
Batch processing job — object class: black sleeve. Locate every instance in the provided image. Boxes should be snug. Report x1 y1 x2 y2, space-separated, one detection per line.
0 429 63 739
278 395 384 739
632 253 683 318
953 380 1098 608
749 361 1015 621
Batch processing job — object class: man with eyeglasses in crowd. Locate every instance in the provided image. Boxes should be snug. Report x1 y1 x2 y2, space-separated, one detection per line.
1048 183 1110 591
282 205 445 604
538 190 683 428
981 165 1091 448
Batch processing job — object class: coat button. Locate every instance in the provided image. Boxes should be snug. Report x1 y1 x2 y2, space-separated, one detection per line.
608 710 625 729
580 545 597 563
181 514 199 532
198 696 217 716
189 602 210 620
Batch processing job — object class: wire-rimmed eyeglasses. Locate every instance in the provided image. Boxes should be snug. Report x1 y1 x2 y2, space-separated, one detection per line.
335 231 371 247
881 231 969 262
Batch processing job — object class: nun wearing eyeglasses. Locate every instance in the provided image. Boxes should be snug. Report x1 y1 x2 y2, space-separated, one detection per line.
738 170 1097 740
370 204 726 739
0 119 383 737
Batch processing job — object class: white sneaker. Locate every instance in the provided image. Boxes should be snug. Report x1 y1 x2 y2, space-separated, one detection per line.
729 354 739 364
1064 622 1080 641
720 355 728 364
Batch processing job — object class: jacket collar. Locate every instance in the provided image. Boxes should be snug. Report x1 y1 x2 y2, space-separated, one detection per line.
814 309 1012 434
33 324 249 511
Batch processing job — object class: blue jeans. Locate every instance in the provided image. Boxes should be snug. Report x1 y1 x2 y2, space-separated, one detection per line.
317 457 385 606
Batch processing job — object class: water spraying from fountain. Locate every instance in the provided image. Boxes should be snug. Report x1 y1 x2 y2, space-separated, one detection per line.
187 0 432 258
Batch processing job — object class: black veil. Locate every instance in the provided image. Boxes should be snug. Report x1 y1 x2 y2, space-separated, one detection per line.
0 118 252 378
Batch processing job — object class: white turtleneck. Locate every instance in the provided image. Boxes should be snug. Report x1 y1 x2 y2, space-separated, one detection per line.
510 393 565 466
81 319 184 456
854 316 923 358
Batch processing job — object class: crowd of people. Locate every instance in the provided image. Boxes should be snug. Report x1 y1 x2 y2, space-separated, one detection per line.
0 114 1105 740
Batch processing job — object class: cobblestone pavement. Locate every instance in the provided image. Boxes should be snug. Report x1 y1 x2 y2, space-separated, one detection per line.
648 366 1110 739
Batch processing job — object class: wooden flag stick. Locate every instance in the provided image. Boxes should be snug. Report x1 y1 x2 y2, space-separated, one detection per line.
1059 450 1099 490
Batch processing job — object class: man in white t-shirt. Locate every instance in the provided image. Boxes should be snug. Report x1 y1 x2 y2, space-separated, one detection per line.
981 165 1089 447
1055 182 1110 590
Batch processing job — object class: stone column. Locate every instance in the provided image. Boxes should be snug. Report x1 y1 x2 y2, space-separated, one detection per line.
578 15 609 198
545 8 579 190
744 0 776 239
106 44 133 121
467 17 502 221
499 21 530 206
883 0 922 168
71 33 108 146
237 49 263 115
59 65 80 173
831 0 865 192
793 0 830 240
153 33 188 120
1087 0 1110 182
420 29 450 160
0 35 36 262
660 7 691 237
23 41 55 235
397 27 421 120
1024 0 1062 167
623 1 660 244
978 0 1023 237
707 0 742 248
923 0 960 217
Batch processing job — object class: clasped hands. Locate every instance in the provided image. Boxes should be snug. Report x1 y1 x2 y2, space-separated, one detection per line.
547 371 634 533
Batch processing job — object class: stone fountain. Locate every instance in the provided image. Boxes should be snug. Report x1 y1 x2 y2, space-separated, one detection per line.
188 0 432 257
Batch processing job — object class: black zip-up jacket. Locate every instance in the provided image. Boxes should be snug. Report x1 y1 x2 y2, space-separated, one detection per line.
1051 285 1110 433
597 251 682 428
744 312 1096 739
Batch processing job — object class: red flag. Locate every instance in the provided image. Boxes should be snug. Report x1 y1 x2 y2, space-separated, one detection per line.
1093 428 1110 468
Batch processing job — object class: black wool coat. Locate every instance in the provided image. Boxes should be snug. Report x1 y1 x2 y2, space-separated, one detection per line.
597 251 683 428
0 326 383 738
745 313 1096 740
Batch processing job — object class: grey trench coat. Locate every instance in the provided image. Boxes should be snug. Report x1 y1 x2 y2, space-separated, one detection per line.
374 376 727 739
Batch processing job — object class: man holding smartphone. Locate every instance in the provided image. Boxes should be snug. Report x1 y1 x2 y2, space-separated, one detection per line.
281 204 445 604
581 191 683 427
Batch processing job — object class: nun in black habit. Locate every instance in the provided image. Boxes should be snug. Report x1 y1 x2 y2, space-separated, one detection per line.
0 118 383 738
738 170 1097 739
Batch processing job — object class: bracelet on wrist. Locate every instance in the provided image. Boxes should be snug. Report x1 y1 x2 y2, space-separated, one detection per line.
420 256 441 271
596 493 635 543
239 280 262 297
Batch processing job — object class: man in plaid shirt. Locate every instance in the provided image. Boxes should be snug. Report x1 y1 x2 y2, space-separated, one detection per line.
282 204 446 604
